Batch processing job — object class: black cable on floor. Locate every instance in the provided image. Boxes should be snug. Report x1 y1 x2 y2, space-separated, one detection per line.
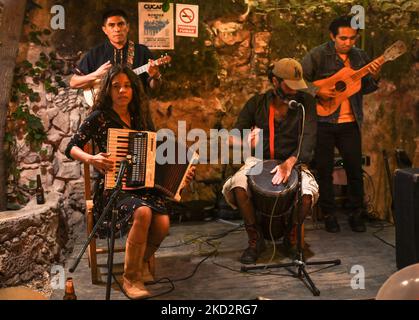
370 223 396 249
106 222 242 299
111 273 175 300
160 223 243 249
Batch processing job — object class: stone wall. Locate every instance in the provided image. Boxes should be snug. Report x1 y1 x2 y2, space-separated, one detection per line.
0 192 67 294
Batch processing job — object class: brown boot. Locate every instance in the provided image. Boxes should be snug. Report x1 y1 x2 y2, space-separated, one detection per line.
240 224 266 264
143 243 159 284
123 240 151 299
141 256 155 284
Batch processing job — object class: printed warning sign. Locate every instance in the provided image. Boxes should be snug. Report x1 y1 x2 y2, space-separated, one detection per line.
176 4 198 37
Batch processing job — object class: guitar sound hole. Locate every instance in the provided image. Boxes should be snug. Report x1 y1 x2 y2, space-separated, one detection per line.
335 81 346 92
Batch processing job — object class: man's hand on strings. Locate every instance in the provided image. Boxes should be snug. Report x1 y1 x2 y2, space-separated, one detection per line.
368 60 382 80
147 59 161 79
93 61 112 80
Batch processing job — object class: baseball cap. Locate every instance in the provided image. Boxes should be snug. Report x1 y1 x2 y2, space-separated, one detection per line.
271 58 308 90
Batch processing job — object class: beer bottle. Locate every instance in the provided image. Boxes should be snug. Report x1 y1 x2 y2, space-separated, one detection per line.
63 277 77 300
36 174 45 204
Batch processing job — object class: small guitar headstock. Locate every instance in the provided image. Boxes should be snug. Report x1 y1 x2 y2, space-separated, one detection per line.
154 54 172 67
383 40 407 62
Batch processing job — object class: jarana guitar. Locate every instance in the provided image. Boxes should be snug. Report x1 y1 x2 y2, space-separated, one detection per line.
312 40 406 116
83 54 171 107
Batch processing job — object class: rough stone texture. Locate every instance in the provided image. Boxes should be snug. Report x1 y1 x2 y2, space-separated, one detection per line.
0 193 66 290
18 168 40 187
53 156 81 180
51 111 70 134
52 179 66 194
253 31 271 54
46 127 65 146
362 70 419 221
58 137 72 155
151 96 224 134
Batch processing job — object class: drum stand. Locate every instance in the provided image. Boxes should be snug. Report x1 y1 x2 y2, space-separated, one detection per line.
241 165 341 296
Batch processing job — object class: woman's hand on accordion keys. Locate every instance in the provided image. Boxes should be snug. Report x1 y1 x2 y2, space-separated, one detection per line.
88 152 114 174
270 156 297 185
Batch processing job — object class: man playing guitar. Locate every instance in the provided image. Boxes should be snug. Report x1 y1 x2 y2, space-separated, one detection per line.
302 15 381 233
70 9 161 93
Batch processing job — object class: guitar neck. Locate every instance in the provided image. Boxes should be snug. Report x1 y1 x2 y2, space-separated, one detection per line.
350 55 385 82
133 64 149 76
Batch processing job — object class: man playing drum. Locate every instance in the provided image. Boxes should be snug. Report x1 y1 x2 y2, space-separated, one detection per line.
222 58 319 264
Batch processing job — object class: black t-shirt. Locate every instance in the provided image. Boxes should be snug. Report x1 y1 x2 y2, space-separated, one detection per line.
234 90 317 164
75 39 154 89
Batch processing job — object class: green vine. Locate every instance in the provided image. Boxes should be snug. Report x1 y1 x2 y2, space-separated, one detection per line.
5 4 67 207
9 105 47 150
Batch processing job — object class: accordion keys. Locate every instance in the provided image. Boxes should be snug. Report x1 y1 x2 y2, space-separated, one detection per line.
105 128 198 202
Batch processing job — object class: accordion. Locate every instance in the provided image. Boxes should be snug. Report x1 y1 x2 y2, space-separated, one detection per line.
105 128 198 201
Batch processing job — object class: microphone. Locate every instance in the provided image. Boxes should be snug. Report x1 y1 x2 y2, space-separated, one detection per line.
115 159 127 189
288 100 299 110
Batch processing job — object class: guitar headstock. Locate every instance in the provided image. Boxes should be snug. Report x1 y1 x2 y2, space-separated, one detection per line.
383 40 407 62
154 54 172 67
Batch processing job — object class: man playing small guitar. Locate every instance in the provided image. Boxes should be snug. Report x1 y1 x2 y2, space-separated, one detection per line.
70 9 162 102
301 15 381 233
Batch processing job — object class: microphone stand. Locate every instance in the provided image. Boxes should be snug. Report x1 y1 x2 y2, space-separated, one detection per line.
69 159 128 300
241 101 341 296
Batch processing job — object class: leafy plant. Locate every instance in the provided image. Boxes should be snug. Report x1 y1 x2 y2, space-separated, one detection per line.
11 105 47 150
5 16 67 206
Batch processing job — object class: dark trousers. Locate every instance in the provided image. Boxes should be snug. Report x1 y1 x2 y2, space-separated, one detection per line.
315 122 364 215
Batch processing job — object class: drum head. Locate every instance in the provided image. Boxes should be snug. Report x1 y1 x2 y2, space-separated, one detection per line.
248 160 298 197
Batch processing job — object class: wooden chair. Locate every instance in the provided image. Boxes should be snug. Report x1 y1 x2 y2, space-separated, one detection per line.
83 143 124 284
82 143 155 285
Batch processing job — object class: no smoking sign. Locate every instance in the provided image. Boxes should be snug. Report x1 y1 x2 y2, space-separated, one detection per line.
180 8 194 24
176 4 198 37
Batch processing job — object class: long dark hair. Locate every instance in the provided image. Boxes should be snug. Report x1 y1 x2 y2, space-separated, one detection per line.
91 64 153 130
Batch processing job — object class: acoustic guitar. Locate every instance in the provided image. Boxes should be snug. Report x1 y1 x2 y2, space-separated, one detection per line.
312 40 406 116
83 54 171 107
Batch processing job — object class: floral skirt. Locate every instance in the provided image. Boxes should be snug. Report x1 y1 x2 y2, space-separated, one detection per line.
93 188 168 238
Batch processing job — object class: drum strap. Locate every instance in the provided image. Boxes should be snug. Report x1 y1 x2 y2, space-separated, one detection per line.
269 103 275 159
